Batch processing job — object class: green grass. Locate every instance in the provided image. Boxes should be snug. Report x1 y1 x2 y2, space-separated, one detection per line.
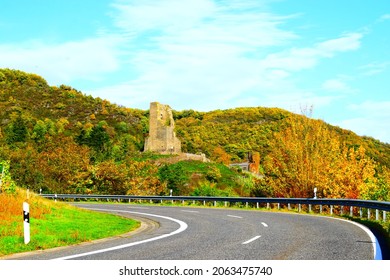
0 204 139 257
170 160 240 188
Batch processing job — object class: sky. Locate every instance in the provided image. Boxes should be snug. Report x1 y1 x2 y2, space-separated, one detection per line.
0 0 389 143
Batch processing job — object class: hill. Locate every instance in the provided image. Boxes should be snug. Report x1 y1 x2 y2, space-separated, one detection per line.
174 107 390 167
0 68 389 200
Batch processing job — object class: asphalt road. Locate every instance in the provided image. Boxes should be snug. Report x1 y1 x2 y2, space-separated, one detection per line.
6 203 377 260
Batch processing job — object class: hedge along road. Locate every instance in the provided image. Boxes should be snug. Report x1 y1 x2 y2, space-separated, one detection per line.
6 203 379 260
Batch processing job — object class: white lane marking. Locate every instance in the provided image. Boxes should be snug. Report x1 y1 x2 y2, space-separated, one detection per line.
242 235 261 245
320 216 382 260
261 222 268 227
181 210 199 213
51 208 188 260
227 215 242 219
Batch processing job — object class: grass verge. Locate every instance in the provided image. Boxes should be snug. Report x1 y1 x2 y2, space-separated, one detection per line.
0 190 139 257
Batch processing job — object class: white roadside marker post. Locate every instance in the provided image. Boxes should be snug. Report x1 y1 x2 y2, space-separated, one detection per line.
23 202 30 244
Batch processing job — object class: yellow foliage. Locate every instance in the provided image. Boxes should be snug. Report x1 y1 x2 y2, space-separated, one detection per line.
264 114 379 199
212 146 231 165
0 189 53 237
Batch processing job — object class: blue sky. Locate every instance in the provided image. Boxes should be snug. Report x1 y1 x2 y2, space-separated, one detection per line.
1 0 389 143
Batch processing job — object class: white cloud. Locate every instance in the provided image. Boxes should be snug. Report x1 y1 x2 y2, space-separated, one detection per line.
93 0 300 110
96 1 364 112
259 33 363 72
111 0 298 48
322 78 355 93
359 61 390 76
348 101 390 118
111 0 217 32
316 33 362 54
0 36 122 85
379 14 390 22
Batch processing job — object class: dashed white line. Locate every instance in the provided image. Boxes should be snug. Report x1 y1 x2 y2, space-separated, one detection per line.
261 222 268 227
227 215 242 219
181 210 199 213
242 235 261 245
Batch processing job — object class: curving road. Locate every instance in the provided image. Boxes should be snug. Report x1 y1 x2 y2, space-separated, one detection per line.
7 203 377 260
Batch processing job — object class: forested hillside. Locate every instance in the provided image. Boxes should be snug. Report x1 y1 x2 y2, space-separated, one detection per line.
0 69 389 200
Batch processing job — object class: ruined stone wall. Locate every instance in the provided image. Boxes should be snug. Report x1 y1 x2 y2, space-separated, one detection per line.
144 102 182 154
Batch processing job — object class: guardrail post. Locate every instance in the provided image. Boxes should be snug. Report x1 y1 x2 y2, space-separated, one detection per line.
298 204 301 212
360 207 363 218
288 203 291 210
277 203 280 210
214 201 217 207
320 205 322 214
384 211 387 222
376 209 379 221
225 201 227 207
350 206 353 217
267 203 270 210
309 204 312 213
367 209 371 220
203 200 206 206
340 206 344 215
256 202 259 209
330 205 333 215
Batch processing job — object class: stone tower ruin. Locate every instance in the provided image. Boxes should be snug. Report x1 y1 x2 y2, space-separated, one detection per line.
144 102 182 154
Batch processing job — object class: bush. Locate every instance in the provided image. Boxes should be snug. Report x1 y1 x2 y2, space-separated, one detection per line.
0 160 17 194
191 181 235 197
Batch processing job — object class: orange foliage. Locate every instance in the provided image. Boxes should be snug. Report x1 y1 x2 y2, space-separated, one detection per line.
264 114 379 199
32 136 90 193
0 189 52 237
212 146 231 165
249 152 260 174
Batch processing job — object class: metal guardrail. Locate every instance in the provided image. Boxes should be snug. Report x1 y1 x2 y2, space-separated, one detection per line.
41 194 389 221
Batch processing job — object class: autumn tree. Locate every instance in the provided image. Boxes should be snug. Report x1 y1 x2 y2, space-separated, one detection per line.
264 113 379 199
212 146 231 165
158 164 188 195
90 160 128 194
359 167 390 201
35 136 91 193
77 123 111 161
124 160 167 195
5 114 28 144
